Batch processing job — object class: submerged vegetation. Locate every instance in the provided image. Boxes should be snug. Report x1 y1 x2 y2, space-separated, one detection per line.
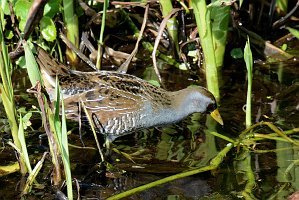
0 0 299 199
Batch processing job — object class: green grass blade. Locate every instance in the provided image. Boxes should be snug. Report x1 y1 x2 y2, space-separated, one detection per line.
23 41 43 86
0 9 28 174
18 115 32 173
61 96 72 199
286 27 299 39
54 77 62 142
0 10 13 100
22 152 47 195
54 77 73 199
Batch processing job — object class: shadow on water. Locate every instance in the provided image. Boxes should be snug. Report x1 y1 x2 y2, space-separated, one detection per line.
1 59 299 199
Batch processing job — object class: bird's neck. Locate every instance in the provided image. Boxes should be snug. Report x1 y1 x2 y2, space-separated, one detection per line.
169 90 197 120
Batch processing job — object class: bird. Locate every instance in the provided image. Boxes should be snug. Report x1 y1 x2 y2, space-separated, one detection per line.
35 46 223 142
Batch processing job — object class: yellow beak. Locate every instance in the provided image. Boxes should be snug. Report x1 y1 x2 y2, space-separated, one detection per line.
210 109 224 125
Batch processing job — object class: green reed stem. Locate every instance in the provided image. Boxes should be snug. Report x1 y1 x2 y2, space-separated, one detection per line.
253 128 299 140
210 0 230 68
244 37 253 128
264 122 299 147
63 0 79 63
107 143 233 199
210 131 235 143
159 0 179 54
96 0 109 69
192 0 220 101
241 147 256 199
254 147 299 154
252 134 290 142
240 122 299 146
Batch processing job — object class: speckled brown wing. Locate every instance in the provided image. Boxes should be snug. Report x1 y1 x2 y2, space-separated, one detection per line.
62 83 147 137
63 84 144 117
60 71 172 137
89 71 172 109
59 70 172 111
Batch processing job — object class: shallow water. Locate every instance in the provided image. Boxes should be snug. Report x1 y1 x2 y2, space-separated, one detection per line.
1 58 299 199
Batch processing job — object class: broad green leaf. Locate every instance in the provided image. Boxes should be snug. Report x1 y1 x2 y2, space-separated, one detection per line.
14 0 32 31
40 16 57 42
1 1 10 15
44 0 61 18
14 0 32 20
286 27 299 40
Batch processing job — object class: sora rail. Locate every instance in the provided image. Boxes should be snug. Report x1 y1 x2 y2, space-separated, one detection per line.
36 46 223 142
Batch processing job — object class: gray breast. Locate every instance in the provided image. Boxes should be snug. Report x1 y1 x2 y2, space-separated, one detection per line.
95 101 162 141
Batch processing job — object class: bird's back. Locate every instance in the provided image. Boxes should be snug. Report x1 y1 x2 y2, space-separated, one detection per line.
36 46 172 139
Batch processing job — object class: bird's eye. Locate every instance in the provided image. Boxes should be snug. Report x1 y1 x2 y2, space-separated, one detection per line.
206 103 216 114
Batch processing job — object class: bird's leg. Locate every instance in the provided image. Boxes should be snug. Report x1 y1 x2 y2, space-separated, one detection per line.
104 137 113 158
78 101 85 147
91 114 112 157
